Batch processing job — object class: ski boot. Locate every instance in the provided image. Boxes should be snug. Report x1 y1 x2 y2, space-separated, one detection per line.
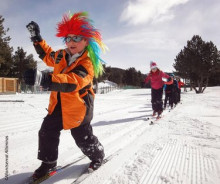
88 159 103 172
32 162 57 181
156 111 162 120
152 110 157 117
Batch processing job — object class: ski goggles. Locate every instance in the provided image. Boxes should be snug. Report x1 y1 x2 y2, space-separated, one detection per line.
65 36 84 43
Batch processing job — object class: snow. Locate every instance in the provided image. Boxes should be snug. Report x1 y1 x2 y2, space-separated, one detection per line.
0 87 220 184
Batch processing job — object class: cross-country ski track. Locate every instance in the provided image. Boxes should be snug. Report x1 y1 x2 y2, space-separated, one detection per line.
0 87 220 184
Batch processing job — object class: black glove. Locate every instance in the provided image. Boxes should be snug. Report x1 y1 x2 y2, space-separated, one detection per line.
26 21 43 42
24 69 52 88
40 71 52 89
24 69 36 85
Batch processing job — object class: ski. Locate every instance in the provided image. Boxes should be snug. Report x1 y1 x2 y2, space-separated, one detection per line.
72 159 108 184
72 150 121 184
148 107 174 125
147 110 170 125
145 113 162 125
25 155 86 184
149 115 162 125
25 150 120 184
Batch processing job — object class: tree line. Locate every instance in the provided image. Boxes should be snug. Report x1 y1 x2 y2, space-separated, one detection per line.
96 66 146 87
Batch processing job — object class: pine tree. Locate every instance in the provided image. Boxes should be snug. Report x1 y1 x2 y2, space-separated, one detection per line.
173 35 220 93
11 47 37 82
0 15 13 76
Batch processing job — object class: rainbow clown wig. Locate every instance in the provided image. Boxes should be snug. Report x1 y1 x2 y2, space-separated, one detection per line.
56 11 107 78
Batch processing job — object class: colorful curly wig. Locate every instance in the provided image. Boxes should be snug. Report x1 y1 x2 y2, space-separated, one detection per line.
56 11 106 78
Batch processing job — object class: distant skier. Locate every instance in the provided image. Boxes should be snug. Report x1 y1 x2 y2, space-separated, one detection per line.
177 78 184 103
164 74 178 109
24 11 106 182
172 75 180 106
144 61 170 118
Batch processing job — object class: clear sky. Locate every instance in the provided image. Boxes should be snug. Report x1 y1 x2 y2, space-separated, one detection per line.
1 0 220 74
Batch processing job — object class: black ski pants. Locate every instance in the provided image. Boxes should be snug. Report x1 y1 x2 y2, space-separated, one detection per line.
164 92 173 108
173 89 178 105
151 88 163 112
37 105 104 163
177 88 181 103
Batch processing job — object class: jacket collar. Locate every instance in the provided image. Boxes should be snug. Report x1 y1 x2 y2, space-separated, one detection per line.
65 49 86 66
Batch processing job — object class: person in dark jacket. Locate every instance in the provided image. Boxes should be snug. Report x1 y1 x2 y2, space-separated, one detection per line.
164 74 179 109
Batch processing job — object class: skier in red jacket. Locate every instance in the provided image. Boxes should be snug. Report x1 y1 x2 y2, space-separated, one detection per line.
145 61 170 118
177 78 184 103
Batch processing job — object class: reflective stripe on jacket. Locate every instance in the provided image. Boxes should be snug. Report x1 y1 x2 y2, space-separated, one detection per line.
34 40 95 129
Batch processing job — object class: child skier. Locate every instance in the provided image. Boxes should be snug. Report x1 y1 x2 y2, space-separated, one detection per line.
172 75 180 105
164 74 178 109
144 61 170 118
24 12 106 181
177 78 184 103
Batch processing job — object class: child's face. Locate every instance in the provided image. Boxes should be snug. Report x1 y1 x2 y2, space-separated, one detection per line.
151 68 157 73
65 34 88 55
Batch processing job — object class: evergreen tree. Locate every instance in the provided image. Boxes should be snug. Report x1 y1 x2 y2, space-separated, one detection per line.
108 67 124 85
11 47 37 82
208 50 220 86
0 15 13 76
123 67 139 86
173 35 220 93
96 65 146 87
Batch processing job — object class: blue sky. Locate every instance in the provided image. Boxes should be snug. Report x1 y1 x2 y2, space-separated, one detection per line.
1 0 220 74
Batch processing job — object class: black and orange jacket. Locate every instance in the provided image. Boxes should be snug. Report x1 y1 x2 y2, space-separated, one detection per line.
34 40 95 129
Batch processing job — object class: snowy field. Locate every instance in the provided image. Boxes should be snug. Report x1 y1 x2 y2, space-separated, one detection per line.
0 87 220 184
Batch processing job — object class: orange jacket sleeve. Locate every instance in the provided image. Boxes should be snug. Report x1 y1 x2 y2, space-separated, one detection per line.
34 40 57 67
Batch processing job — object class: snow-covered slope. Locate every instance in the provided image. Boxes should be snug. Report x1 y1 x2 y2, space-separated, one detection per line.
0 87 219 184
